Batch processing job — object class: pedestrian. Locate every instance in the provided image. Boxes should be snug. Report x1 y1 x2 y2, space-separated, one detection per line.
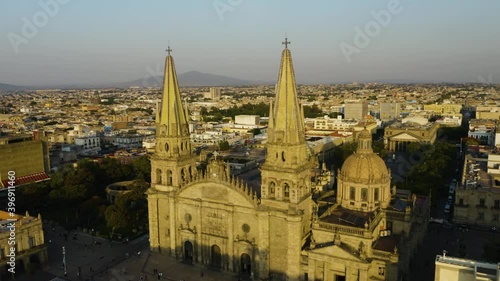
137 251 141 258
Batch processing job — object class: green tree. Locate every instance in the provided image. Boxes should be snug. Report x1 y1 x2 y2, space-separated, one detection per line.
133 156 151 182
219 140 230 151
303 104 323 118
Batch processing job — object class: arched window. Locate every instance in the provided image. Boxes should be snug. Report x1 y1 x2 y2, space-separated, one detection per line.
166 170 173 185
361 188 368 202
156 168 162 184
374 188 379 201
269 182 276 196
284 183 290 198
350 187 355 200
188 166 193 179
281 151 286 162
181 168 186 183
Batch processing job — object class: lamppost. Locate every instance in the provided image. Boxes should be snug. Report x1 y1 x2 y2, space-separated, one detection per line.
62 246 67 276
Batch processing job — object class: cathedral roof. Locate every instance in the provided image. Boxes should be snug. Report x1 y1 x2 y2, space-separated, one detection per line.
340 153 390 184
339 128 390 184
159 46 189 137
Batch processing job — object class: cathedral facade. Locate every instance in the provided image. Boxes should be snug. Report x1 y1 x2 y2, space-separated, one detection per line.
148 43 429 281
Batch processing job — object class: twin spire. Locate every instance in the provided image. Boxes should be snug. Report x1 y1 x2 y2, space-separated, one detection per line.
158 39 305 146
267 38 305 145
158 46 189 137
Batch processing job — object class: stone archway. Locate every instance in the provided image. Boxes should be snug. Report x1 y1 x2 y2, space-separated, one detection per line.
211 245 222 269
184 241 193 263
240 253 251 275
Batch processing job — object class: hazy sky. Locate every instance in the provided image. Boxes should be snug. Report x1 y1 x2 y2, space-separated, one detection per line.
1 0 499 86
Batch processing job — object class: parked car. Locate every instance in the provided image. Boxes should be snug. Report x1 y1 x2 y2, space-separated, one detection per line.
444 204 451 214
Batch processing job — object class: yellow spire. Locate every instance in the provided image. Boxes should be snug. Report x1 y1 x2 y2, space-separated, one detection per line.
268 42 305 145
160 46 189 137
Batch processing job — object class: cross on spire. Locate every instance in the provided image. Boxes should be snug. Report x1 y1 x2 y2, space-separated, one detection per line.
282 37 290 48
166 46 172 55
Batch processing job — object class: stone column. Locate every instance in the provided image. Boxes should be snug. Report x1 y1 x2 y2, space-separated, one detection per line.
197 201 203 263
308 258 316 281
169 196 177 258
227 207 234 272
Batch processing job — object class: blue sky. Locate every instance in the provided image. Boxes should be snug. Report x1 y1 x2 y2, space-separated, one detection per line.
0 0 499 86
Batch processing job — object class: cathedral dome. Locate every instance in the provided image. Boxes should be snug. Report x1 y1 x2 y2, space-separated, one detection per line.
339 128 390 184
340 152 390 184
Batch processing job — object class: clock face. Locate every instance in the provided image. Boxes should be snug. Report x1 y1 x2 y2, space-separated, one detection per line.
184 213 192 223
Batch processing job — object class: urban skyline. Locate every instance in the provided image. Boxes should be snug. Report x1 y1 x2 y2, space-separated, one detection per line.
1 0 499 87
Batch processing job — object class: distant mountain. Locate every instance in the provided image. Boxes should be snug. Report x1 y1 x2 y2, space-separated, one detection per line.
122 70 270 87
0 83 30 92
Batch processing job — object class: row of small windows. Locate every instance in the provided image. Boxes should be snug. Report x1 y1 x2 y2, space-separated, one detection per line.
349 187 379 202
155 166 193 185
275 151 286 162
164 141 190 153
268 181 308 199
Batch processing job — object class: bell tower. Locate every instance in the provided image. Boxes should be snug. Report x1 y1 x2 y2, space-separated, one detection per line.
260 39 316 209
151 46 197 191
148 47 197 256
260 38 316 281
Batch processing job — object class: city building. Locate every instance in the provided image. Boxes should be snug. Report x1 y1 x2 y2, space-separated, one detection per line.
344 102 368 121
468 119 497 146
147 44 428 281
235 115 260 126
384 122 439 152
380 103 400 121
0 134 50 192
0 211 47 278
476 106 500 120
424 103 462 115
204 87 221 100
434 254 500 281
454 153 500 228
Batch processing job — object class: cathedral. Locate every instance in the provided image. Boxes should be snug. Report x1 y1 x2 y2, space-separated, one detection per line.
147 41 429 281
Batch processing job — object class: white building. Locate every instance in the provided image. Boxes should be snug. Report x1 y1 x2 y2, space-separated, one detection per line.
436 115 462 127
434 254 500 281
235 115 260 126
74 134 101 151
311 115 358 131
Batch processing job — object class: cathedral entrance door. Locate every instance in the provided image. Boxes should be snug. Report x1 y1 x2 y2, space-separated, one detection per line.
240 253 251 275
184 241 193 263
210 245 222 270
